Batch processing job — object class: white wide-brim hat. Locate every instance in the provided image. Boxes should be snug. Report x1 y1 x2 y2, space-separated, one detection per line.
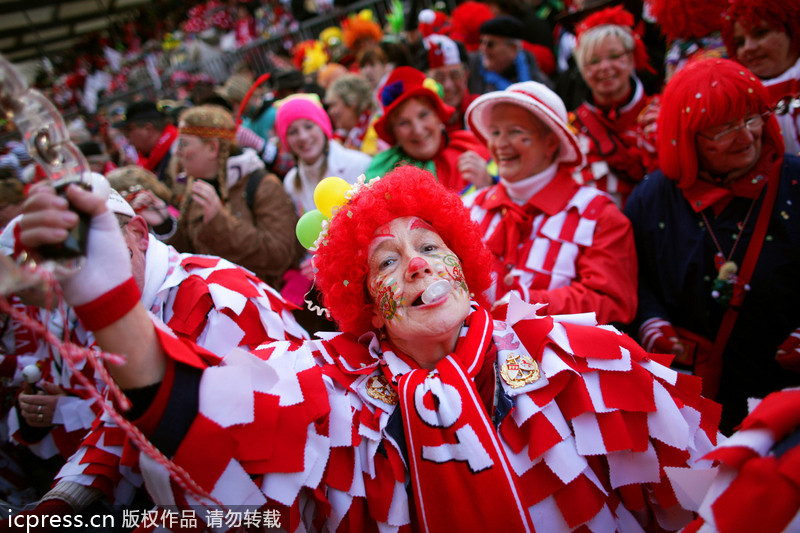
466 81 585 168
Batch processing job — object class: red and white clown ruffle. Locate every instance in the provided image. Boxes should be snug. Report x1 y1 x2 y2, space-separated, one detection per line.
131 295 723 531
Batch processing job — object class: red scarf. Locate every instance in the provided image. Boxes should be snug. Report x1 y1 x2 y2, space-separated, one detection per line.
140 124 178 172
379 307 534 532
682 144 780 214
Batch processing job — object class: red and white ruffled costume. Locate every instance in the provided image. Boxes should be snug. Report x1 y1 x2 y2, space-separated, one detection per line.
52 236 308 506
130 297 722 531
672 387 800 533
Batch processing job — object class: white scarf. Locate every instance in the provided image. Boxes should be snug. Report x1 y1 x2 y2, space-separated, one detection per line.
141 235 171 311
500 161 558 205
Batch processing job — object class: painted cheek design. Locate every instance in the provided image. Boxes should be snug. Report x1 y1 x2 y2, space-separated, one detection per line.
442 253 468 293
373 274 404 322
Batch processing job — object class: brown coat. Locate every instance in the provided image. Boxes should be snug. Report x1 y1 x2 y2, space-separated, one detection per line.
169 170 304 290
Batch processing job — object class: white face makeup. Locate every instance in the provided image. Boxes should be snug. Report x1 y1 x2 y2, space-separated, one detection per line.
367 216 470 353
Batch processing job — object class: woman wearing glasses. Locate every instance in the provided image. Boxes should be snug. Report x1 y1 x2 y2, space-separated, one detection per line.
569 6 659 208
624 58 800 434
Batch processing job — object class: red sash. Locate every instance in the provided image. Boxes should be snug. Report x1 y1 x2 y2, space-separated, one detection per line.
575 102 648 183
383 307 534 532
140 124 178 172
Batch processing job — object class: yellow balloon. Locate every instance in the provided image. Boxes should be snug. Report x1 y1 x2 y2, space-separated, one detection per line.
314 176 352 218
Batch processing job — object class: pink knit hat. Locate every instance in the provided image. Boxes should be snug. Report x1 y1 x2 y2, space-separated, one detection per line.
274 94 333 148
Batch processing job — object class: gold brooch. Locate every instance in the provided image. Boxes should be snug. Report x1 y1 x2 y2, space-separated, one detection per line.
366 375 398 405
500 352 540 388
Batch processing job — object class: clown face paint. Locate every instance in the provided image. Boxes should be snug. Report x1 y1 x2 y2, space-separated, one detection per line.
367 216 471 353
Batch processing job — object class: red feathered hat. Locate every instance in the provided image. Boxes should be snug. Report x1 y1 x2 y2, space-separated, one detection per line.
656 57 783 188
449 1 494 52
372 66 455 145
314 166 493 335
575 5 654 73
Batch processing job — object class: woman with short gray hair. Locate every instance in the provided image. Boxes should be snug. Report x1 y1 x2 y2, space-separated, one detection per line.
324 73 385 155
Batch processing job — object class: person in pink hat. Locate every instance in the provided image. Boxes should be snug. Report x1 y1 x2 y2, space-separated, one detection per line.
464 80 638 326
365 66 493 192
274 94 372 215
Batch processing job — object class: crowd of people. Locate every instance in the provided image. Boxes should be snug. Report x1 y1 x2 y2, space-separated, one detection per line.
1 0 799 531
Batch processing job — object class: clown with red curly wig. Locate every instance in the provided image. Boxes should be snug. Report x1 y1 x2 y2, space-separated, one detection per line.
16 157 727 530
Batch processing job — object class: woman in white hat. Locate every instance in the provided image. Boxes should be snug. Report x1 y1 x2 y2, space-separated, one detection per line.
464 81 637 326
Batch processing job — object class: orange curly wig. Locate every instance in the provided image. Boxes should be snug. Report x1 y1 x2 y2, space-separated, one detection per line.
342 15 384 51
313 165 493 335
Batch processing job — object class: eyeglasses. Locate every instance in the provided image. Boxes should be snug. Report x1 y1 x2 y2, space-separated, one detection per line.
697 111 772 143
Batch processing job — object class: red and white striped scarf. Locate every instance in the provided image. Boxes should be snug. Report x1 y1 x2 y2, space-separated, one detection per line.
379 306 534 532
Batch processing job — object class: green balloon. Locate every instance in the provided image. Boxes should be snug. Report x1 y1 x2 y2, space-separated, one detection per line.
296 209 327 249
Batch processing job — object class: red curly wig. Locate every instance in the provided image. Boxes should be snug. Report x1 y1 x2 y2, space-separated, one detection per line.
721 0 800 62
313 165 493 335
648 0 728 42
656 58 783 188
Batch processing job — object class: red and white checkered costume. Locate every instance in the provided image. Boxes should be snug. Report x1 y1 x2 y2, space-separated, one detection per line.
463 167 637 325
674 387 800 533
130 298 721 531
52 237 309 505
570 79 657 208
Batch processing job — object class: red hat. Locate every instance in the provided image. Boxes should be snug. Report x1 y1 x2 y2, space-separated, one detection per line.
656 58 783 188
313 165 493 334
372 66 455 145
418 9 451 38
423 34 467 69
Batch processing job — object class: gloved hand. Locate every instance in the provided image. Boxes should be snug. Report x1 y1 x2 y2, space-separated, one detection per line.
18 181 138 330
776 328 800 372
638 317 684 356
